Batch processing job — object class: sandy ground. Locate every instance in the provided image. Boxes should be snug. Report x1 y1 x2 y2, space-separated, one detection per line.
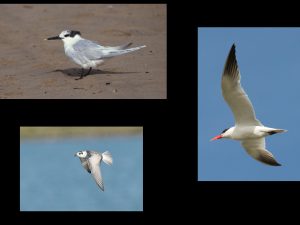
0 4 166 99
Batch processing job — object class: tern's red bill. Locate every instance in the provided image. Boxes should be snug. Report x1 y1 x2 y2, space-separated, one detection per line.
210 135 222 141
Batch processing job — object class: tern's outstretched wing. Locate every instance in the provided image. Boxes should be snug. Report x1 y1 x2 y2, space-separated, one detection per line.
221 44 262 126
241 138 281 166
87 153 104 191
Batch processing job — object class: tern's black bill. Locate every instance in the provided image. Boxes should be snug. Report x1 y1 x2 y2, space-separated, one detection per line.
46 36 61 40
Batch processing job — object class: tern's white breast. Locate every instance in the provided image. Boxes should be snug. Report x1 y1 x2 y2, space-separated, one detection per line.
231 126 267 140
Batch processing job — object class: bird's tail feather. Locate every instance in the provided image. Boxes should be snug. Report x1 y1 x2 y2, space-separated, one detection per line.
109 42 133 50
126 45 146 52
273 129 287 133
102 151 113 165
103 45 146 58
267 129 287 135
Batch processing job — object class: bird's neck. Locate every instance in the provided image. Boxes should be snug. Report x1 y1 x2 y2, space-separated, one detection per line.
63 35 83 48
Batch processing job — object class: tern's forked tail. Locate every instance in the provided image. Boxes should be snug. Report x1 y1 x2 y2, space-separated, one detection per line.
102 151 113 165
267 129 287 135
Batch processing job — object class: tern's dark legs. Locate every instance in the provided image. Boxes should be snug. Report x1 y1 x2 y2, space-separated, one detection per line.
75 67 92 80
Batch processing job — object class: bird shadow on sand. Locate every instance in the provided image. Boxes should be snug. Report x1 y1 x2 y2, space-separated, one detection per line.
50 68 138 78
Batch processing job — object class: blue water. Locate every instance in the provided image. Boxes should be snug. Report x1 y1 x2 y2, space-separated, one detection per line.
20 135 143 211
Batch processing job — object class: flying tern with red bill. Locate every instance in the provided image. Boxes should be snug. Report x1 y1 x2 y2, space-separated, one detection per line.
210 44 287 166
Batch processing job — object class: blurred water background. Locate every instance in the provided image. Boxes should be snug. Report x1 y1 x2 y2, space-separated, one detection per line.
20 127 143 211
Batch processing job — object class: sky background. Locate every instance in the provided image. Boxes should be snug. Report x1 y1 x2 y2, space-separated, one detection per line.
20 133 143 211
198 28 300 181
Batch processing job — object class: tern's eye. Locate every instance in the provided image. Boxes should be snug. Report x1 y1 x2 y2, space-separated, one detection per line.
79 152 83 155
64 34 70 37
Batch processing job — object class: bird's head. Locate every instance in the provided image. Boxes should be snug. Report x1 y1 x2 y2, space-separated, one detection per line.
45 30 81 43
74 150 87 158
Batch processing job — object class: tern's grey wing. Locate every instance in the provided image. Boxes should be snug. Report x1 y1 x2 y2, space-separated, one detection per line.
74 40 146 60
241 138 281 166
79 158 91 173
222 44 262 126
100 45 146 58
88 153 104 191
104 42 132 50
72 39 106 60
65 47 90 66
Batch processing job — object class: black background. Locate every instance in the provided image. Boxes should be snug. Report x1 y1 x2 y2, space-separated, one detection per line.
3 0 300 223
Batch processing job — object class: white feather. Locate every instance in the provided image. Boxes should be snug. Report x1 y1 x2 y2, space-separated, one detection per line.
102 151 113 165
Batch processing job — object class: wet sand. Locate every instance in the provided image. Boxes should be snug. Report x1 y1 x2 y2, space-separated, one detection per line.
0 4 166 99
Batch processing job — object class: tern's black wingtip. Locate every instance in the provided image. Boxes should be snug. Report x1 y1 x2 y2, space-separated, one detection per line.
271 161 282 166
230 43 236 52
225 44 237 65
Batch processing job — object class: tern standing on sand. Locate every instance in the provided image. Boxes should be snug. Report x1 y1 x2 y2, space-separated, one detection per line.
46 30 146 80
